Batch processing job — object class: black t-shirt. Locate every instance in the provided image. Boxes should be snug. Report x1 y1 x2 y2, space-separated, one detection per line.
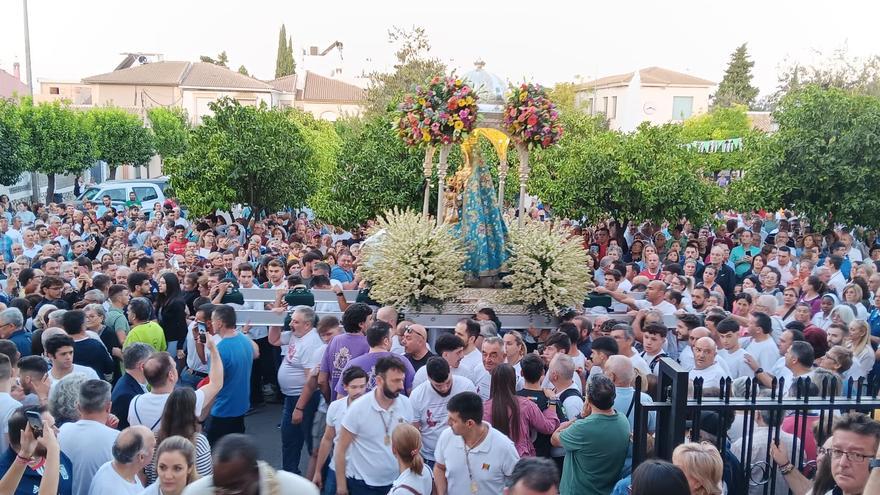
406 350 435 372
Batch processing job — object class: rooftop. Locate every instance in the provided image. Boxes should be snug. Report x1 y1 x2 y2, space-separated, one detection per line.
0 67 29 99
83 61 275 91
577 66 715 90
300 71 364 103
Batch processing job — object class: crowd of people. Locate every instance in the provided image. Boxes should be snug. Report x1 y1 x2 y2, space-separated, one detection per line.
0 195 876 495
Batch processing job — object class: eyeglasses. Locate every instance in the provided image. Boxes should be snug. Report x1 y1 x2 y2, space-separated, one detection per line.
829 448 875 463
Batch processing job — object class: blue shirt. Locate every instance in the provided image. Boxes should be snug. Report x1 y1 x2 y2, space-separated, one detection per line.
0 234 12 262
0 447 73 495
211 332 253 418
330 266 354 284
7 329 31 358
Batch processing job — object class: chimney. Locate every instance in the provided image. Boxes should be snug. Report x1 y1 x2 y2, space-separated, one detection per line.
13 62 20 80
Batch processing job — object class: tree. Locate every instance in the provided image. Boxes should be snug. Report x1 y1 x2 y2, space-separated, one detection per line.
312 113 429 227
19 100 94 203
147 107 190 165
528 113 719 226
199 51 229 67
237 65 249 76
86 107 154 180
548 82 583 115
730 85 880 228
274 25 296 78
714 43 759 108
364 26 446 116
0 99 30 186
164 98 317 218
681 105 755 174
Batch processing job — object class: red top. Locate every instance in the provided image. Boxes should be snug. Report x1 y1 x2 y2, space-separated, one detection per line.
483 396 560 456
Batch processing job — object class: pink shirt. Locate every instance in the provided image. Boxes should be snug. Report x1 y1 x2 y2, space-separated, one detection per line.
483 396 560 456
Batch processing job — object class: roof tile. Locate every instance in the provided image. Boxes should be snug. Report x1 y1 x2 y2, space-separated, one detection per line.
301 71 364 103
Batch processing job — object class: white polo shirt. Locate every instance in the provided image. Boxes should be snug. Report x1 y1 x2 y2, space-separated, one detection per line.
409 375 475 461
341 391 414 487
471 366 491 402
128 389 206 432
457 348 484 384
434 425 519 495
59 419 120 495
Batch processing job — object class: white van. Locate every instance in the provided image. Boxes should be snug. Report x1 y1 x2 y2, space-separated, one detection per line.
77 177 171 213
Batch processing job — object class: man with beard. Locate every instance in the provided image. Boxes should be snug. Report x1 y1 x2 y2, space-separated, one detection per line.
334 356 414 494
410 357 476 468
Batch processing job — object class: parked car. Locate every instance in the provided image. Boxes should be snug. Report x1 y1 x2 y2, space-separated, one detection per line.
76 177 171 214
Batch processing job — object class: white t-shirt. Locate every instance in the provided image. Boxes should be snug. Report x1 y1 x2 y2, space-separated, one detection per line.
59 419 120 495
128 389 206 432
457 348 484 384
471 366 491 402
277 328 323 396
434 426 519 495
689 363 728 390
717 348 754 380
679 346 695 371
325 397 350 467
389 467 434 495
634 299 677 315
0 392 21 454
49 365 99 388
184 325 221 374
410 375 476 461
88 461 144 495
745 337 780 372
341 392 414 487
414 363 471 389
626 351 650 375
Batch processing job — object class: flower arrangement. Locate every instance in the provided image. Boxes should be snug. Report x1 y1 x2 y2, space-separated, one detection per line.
502 83 563 149
396 75 479 147
359 208 466 310
502 221 593 316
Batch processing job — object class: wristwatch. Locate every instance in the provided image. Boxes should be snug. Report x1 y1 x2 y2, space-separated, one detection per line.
548 399 558 406
754 368 764 375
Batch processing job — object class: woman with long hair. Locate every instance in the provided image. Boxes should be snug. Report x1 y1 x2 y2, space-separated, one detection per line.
777 287 800 324
388 424 433 495
156 272 188 356
482 364 559 456
671 442 723 495
140 436 199 495
147 388 212 485
842 284 869 319
631 459 691 495
847 320 875 378
799 276 826 316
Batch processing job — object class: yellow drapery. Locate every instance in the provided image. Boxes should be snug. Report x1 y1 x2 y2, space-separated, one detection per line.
460 127 510 163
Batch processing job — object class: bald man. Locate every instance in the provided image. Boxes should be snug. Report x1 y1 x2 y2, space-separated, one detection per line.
688 337 728 390
679 326 710 371
89 425 155 494
378 307 403 354
598 280 677 315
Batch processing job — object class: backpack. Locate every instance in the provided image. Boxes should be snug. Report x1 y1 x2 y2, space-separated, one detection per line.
556 388 584 422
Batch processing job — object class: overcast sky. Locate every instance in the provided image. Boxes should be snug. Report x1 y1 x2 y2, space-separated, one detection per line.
1 0 876 98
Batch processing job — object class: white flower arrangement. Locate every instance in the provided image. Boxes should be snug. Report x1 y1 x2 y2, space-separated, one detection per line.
502 221 593 315
359 208 466 310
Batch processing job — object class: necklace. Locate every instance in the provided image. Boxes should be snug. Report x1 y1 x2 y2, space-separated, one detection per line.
378 402 394 446
463 425 489 494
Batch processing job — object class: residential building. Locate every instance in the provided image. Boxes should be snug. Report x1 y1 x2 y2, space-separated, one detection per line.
0 63 29 99
574 67 714 130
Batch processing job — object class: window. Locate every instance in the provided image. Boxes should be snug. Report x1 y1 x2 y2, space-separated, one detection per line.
672 96 694 120
81 187 101 201
602 97 609 115
611 96 618 118
585 98 594 114
104 188 126 202
49 87 60 95
133 186 158 201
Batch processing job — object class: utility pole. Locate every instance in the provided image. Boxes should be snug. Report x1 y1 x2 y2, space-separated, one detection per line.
23 0 40 203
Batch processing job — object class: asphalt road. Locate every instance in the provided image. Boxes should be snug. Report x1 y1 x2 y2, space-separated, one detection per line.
244 402 285 469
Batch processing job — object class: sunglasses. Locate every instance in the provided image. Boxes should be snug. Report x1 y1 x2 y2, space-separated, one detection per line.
403 325 426 340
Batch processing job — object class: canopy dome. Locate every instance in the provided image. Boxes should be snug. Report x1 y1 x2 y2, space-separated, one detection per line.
463 60 506 104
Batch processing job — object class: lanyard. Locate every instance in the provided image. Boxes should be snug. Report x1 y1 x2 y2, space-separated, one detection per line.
463 426 489 494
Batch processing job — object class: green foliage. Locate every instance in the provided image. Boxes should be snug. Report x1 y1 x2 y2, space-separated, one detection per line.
164 98 317 218
681 105 754 173
365 26 446 116
237 65 249 76
86 106 154 179
548 82 582 115
0 99 29 186
528 112 719 224
275 25 296 78
19 100 94 201
147 107 190 161
730 85 880 228
714 43 759 108
312 113 430 228
288 110 342 223
200 51 229 67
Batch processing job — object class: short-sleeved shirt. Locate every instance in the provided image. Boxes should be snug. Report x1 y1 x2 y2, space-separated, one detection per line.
124 321 167 352
58 419 120 495
129 389 206 432
335 351 415 396
325 397 351 466
559 412 632 495
88 460 143 495
0 393 22 453
320 333 370 401
341 392 414 487
434 425 519 495
0 447 73 495
211 332 253 418
277 328 324 396
409 375 475 461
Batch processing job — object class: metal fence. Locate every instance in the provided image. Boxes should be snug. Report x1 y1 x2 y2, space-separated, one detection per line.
632 358 880 495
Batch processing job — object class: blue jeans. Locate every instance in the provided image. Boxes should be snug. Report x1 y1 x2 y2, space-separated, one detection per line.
178 368 207 389
322 467 337 495
281 393 319 473
346 477 392 495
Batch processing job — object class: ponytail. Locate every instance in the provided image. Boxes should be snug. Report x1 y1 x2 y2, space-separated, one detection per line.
391 423 425 475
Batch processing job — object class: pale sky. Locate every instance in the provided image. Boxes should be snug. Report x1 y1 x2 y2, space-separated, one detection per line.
1 0 877 98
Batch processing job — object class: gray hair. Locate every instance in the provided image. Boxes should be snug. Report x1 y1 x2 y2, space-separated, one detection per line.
47 309 67 327
83 289 106 304
0 308 23 329
123 343 154 370
40 327 66 348
48 373 88 424
482 335 503 348
78 379 111 414
113 427 147 464
549 353 575 381
756 295 778 313
84 303 106 320
60 261 74 272
611 323 635 342
478 320 498 337
292 306 316 327
604 354 635 386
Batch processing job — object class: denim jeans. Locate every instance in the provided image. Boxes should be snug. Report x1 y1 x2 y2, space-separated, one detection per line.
281 393 319 473
346 477 392 495
178 368 206 389
322 467 337 495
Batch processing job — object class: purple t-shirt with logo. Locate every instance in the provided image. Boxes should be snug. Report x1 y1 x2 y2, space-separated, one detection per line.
335 351 415 397
320 332 370 400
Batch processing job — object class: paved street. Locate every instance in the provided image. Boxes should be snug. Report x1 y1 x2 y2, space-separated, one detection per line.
244 402 284 469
